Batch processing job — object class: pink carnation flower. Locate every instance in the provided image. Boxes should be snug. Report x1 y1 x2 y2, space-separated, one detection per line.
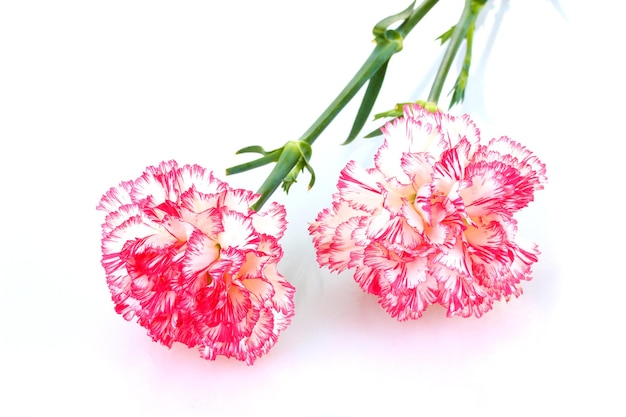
309 104 546 319
97 161 295 364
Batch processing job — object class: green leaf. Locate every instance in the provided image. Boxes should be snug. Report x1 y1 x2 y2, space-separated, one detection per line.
373 102 407 120
303 157 316 190
448 70 468 108
225 152 282 175
342 60 389 145
226 147 283 175
436 25 455 44
235 145 271 155
364 125 385 138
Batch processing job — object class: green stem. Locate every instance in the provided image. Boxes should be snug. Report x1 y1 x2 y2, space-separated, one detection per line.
251 0 439 210
427 0 477 104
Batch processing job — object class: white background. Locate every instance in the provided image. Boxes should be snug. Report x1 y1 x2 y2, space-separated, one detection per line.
1 1 624 416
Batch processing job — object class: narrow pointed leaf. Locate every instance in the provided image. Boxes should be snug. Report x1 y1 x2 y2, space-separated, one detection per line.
235 145 271 155
226 152 282 175
448 9 481 109
304 159 316 190
437 25 455 44
343 60 389 145
364 125 385 138
373 103 406 120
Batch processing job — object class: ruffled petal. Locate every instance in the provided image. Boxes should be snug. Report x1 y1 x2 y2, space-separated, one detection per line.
337 161 385 213
310 103 545 320
252 201 288 239
98 161 294 364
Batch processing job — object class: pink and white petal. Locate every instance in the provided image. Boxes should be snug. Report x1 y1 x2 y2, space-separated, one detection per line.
481 137 546 180
179 205 223 239
432 240 494 318
362 244 404 287
217 210 260 251
130 163 176 205
197 312 255 359
179 187 220 214
192 278 230 316
138 309 181 348
242 277 275 305
431 240 472 283
236 250 269 280
400 152 435 190
374 139 411 184
265 267 295 315
122 240 182 290
209 246 247 281
451 137 475 170
310 200 364 240
379 276 438 320
202 283 252 327
157 215 194 243
181 229 220 281
353 264 386 296
402 199 426 235
436 269 491 318
270 306 294 335
338 161 385 213
310 202 367 267
112 297 141 321
177 163 227 196
464 220 509 265
446 290 494 318
381 181 415 215
97 180 134 213
491 239 539 299
439 112 481 150
402 256 431 288
461 161 515 217
241 308 276 365
218 188 257 215
252 201 288 239
366 215 425 252
328 217 363 272
101 203 142 235
471 154 544 215
139 288 179 316
433 147 464 182
473 137 546 197
383 108 447 155
101 215 162 255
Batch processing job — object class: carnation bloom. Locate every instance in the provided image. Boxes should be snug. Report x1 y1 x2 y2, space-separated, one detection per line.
309 104 546 319
97 161 295 364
